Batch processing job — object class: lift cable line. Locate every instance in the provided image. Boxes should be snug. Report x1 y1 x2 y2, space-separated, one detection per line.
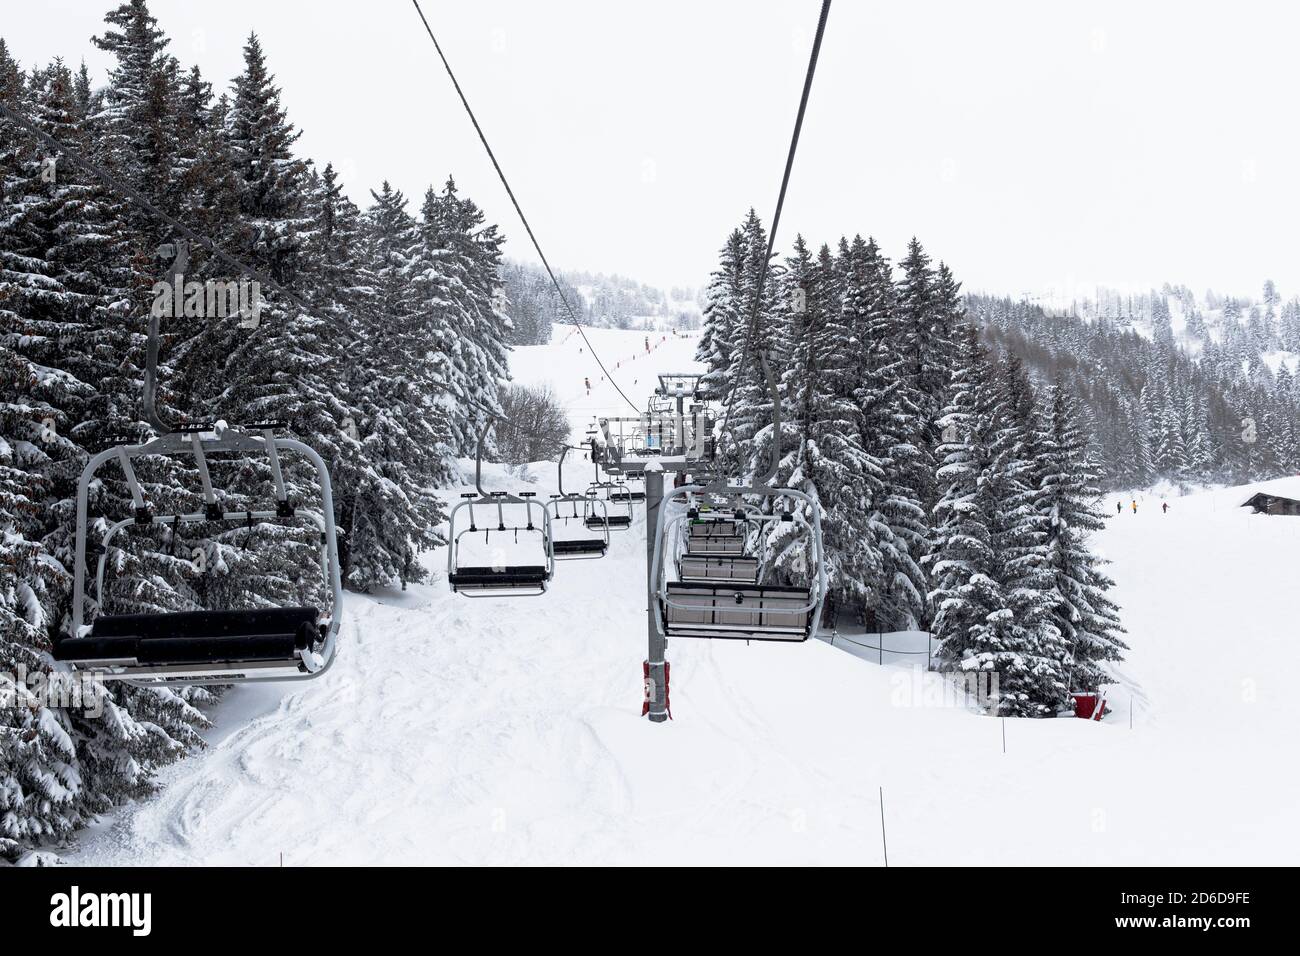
0 98 589 454
716 0 832 448
410 0 640 415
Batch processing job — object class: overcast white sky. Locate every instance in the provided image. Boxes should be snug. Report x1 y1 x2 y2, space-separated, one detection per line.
7 1 1299 300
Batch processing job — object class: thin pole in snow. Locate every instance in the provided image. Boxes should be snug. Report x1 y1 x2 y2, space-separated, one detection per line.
1001 717 1006 754
878 786 889 867
1129 698 1133 730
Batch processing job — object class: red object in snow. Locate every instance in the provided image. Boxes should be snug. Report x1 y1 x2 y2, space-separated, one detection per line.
642 660 671 718
1072 692 1107 719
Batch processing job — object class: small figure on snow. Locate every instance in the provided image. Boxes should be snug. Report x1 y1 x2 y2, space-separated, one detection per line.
584 376 591 395
1131 500 1138 514
1117 500 1122 515
1162 501 1169 514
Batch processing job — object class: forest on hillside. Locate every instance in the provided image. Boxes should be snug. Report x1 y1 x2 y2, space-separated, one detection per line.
2 0 1290 864
0 0 514 855
696 211 1126 720
974 293 1300 490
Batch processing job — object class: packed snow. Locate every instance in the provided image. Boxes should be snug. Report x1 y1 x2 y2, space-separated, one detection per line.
70 328 1300 865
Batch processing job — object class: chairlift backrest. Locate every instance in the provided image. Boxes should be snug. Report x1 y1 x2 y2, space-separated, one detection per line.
63 422 345 684
447 417 555 596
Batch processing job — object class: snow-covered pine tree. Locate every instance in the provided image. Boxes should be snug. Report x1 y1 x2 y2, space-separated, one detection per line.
846 235 928 629
1 38 207 860
929 325 1071 716
769 236 882 616
419 176 511 454
720 209 783 480
695 226 747 400
344 182 449 591
986 352 1072 713
894 238 953 517
1037 383 1127 692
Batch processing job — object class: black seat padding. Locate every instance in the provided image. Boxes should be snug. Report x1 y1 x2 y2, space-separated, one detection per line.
57 607 321 665
553 539 607 555
449 565 548 589
587 515 632 528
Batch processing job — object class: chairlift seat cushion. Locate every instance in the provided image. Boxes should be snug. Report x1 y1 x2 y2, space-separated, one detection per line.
58 607 321 665
449 565 549 589
679 554 760 584
587 515 632 528
553 539 608 555
689 519 741 537
663 581 812 641
684 533 746 555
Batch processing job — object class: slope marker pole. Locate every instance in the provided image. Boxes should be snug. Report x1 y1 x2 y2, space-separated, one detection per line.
879 786 889 867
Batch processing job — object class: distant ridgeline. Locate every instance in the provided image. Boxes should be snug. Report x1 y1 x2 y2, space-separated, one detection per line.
970 289 1300 490
499 259 701 343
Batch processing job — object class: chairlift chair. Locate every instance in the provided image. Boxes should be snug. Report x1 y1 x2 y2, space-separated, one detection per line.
545 446 609 559
447 418 555 595
585 480 633 530
56 243 343 684
677 498 763 585
650 354 827 643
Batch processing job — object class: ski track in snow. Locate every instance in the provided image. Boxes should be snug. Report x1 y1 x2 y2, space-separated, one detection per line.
72 328 1300 865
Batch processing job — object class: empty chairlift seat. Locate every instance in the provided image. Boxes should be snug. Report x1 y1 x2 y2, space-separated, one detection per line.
552 539 607 557
685 520 746 555
447 565 550 594
587 511 632 530
56 607 322 667
547 492 609 560
678 553 760 584
662 582 813 642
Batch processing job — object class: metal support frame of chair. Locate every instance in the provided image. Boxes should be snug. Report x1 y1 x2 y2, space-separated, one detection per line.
596 396 715 475
545 445 609 560
57 242 344 685
649 353 828 643
585 479 633 530
674 493 767 585
446 417 555 596
62 427 345 684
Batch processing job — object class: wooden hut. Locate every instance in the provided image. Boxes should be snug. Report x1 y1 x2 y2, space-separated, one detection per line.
1240 491 1300 516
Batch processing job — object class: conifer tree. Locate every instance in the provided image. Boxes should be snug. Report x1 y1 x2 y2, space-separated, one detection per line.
1038 384 1127 691
696 226 747 399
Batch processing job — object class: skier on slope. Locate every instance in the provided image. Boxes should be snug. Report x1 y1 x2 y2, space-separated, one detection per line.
1131 500 1138 514
1117 500 1122 515
644 335 650 353
584 376 591 395
1162 501 1169 514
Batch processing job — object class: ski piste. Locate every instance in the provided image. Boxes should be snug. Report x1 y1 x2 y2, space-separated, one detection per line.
0 0 1292 908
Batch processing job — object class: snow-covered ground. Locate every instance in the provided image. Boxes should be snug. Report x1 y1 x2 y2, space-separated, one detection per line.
70 329 1300 865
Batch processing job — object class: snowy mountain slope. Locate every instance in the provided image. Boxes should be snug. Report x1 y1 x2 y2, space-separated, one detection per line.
70 331 1300 865
508 325 701 439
